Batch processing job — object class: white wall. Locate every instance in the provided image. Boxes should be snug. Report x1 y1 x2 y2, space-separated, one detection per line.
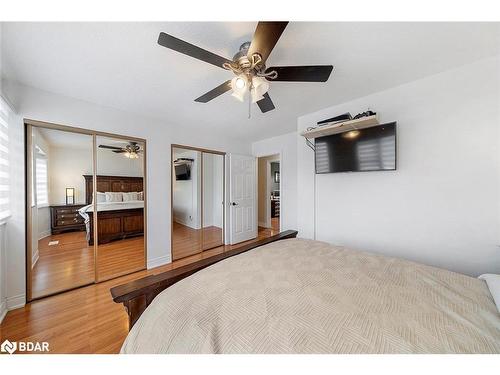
47 142 143 206
252 132 297 232
0 21 6 323
0 223 6 323
48 145 92 205
297 56 500 277
1 81 251 307
202 153 223 228
96 139 143 177
173 149 201 229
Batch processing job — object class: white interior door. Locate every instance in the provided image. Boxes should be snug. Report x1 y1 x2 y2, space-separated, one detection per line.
229 153 257 244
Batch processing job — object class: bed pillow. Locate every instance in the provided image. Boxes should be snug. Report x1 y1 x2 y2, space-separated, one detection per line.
105 192 123 202
95 192 106 203
122 192 139 201
478 274 500 313
138 191 144 201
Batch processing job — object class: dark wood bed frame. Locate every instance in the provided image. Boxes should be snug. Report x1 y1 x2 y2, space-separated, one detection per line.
83 175 144 245
111 230 298 330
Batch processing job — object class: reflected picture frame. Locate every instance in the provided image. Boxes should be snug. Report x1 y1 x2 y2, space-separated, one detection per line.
274 171 280 183
66 187 75 205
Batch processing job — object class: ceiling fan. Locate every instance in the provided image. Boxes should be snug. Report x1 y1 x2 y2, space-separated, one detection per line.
98 142 142 159
157 22 333 117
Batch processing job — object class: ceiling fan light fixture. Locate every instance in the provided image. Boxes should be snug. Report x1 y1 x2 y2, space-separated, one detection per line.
250 76 269 103
234 76 246 89
231 75 248 102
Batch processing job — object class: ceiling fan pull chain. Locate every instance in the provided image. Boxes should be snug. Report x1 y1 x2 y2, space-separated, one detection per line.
248 78 252 119
248 89 251 119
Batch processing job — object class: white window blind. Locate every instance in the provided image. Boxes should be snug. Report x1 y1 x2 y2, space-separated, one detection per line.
0 96 11 221
35 156 49 206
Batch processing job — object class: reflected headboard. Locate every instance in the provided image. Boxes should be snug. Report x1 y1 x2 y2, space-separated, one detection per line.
83 175 144 205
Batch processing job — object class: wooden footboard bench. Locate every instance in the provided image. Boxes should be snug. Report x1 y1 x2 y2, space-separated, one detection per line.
111 230 298 330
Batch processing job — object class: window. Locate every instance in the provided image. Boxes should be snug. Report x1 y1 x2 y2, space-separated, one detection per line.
35 152 49 207
0 96 11 221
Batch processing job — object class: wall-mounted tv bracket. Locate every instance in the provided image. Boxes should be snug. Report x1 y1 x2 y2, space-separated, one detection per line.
174 157 195 165
304 127 316 151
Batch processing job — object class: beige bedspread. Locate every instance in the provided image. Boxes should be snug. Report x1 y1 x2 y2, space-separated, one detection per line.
121 239 500 353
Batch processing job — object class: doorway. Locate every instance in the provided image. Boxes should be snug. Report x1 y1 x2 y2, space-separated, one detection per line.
257 154 280 235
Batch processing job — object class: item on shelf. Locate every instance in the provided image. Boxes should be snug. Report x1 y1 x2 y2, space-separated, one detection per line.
353 110 376 119
317 112 352 126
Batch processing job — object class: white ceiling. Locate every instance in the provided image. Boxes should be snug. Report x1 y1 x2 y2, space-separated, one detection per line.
3 22 499 142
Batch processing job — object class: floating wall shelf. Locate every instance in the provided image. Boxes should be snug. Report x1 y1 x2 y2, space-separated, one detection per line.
301 115 379 139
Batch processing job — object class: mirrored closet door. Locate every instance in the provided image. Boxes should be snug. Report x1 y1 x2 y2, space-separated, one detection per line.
27 125 95 299
26 122 147 301
171 145 225 261
95 136 146 281
202 152 224 251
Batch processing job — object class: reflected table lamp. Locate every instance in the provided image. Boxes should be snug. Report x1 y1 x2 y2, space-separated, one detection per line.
66 187 75 205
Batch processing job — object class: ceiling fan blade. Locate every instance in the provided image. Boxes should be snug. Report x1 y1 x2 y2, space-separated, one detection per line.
256 92 275 113
158 32 233 69
247 22 288 64
194 80 232 103
112 150 126 153
265 65 334 82
99 145 123 150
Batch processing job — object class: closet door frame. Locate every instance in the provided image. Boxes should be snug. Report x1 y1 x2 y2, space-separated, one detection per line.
24 119 147 302
170 144 226 261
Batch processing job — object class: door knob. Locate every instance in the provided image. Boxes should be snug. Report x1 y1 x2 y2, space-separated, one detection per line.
231 202 238 206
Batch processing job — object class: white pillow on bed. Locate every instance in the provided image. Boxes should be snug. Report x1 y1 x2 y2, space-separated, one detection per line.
122 192 139 201
138 191 144 201
105 192 123 202
479 274 500 313
93 192 106 204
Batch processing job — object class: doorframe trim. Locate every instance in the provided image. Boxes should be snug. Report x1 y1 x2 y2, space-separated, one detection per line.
255 151 282 233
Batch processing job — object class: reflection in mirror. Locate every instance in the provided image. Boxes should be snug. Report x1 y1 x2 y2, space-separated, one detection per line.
202 153 224 250
30 127 94 299
172 147 201 260
171 146 225 261
94 136 145 281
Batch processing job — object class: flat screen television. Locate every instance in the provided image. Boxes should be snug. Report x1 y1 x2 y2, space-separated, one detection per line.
175 164 191 180
315 122 396 174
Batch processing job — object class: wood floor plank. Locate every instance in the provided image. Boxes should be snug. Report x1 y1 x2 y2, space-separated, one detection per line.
32 232 145 299
0 227 278 353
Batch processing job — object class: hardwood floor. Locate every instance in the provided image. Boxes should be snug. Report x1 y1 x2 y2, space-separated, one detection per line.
172 222 224 260
0 227 278 353
32 232 94 299
271 217 280 232
32 231 145 299
97 236 145 281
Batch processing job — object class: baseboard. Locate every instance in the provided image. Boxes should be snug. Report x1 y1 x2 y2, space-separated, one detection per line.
38 230 51 240
147 254 171 269
6 294 25 310
174 218 201 230
32 249 39 269
0 299 7 324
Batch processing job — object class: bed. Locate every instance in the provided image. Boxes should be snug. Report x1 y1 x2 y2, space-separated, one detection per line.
112 232 500 354
81 175 144 245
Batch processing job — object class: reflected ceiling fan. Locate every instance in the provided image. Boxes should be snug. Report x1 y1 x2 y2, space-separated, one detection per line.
98 142 142 159
157 22 333 117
